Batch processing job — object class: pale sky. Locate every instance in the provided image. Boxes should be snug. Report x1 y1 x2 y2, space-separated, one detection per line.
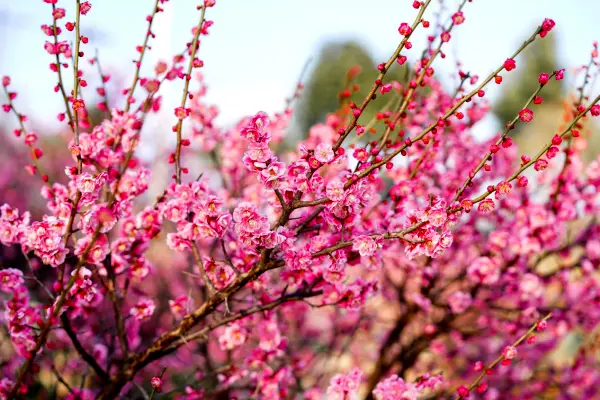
1 0 599 142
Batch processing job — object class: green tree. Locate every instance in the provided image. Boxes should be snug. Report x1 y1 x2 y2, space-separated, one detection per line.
296 40 408 135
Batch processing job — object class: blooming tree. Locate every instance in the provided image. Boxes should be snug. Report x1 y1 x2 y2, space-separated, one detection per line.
2 0 600 399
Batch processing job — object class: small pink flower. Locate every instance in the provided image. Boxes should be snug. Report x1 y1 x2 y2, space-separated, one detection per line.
352 235 378 257
467 256 500 285
0 268 24 291
517 175 528 187
168 295 189 318
502 345 517 360
353 147 369 162
314 143 334 163
130 299 156 321
504 58 516 71
546 146 559 159
519 108 534 122
448 291 472 314
541 18 555 33
452 11 465 25
372 374 419 400
380 83 392 94
24 132 38 145
53 7 66 19
495 181 512 199
477 198 495 213
326 368 363 400
538 73 549 84
326 179 345 202
150 377 162 389
427 207 447 227
398 22 412 36
218 323 248 350
534 159 548 171
80 1 92 15
174 106 190 120
461 199 474 212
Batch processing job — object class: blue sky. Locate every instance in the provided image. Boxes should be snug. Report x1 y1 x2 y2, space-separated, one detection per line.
1 0 599 137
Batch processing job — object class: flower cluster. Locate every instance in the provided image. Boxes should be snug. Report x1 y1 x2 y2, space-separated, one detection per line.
2 1 600 400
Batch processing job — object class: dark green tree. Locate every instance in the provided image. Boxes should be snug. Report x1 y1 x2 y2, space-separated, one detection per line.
296 40 408 135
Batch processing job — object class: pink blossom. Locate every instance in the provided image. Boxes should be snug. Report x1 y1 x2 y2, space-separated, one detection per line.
495 181 512 198
314 143 334 163
80 1 92 15
541 18 555 33
467 257 500 285
373 375 419 400
326 368 363 400
504 58 516 71
169 295 190 318
352 235 378 257
0 268 24 292
452 11 465 25
519 108 534 122
219 323 248 350
398 22 412 36
534 158 549 171
130 299 156 321
448 291 472 314
502 345 517 360
150 377 162 389
326 178 345 202
477 198 495 213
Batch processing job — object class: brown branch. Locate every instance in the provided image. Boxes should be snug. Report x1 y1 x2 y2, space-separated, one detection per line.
51 3 76 128
332 0 433 151
311 229 421 258
104 254 130 358
94 48 111 116
377 0 469 151
453 313 552 399
451 71 557 203
124 0 161 113
164 288 322 353
348 24 545 191
60 314 110 382
96 256 284 399
8 228 103 398
1 86 51 187
174 5 207 183
72 0 83 170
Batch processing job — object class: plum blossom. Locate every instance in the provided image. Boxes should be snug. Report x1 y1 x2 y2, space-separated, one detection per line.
373 375 420 400
314 143 334 163
352 235 378 257
467 257 500 285
326 368 363 400
219 323 248 350
130 299 156 321
448 291 472 314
